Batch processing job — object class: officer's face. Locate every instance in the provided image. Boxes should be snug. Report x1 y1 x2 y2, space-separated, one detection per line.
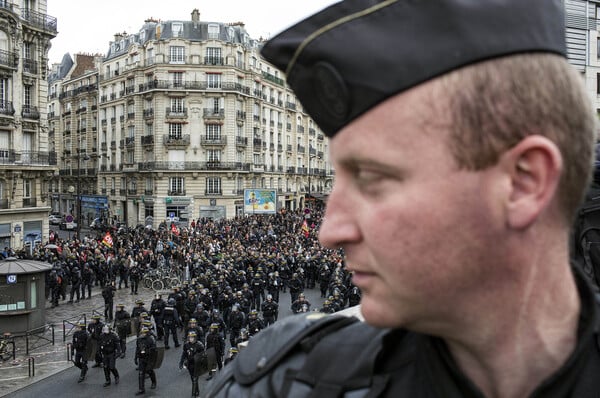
319 80 504 331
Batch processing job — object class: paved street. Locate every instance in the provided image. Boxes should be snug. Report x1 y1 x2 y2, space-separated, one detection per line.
0 281 326 398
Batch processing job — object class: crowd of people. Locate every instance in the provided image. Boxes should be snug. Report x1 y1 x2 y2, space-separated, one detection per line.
20 207 360 396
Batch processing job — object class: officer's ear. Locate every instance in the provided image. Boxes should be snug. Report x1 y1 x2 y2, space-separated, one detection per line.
499 135 562 229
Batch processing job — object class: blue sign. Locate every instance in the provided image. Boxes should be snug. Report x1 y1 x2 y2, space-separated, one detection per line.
6 274 16 284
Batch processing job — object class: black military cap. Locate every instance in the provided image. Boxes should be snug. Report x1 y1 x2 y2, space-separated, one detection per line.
261 0 566 137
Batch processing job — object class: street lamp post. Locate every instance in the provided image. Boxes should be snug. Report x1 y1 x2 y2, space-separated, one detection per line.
76 153 90 239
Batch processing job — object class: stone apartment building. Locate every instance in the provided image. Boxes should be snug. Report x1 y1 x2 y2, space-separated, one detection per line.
49 9 331 228
0 0 56 249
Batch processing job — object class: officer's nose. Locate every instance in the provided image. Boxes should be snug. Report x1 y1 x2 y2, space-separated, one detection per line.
318 183 360 249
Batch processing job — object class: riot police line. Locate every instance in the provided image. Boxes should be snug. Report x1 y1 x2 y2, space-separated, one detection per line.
25 208 361 396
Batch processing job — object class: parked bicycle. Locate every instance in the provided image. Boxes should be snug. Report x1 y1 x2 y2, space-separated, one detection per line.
0 332 14 361
142 267 181 291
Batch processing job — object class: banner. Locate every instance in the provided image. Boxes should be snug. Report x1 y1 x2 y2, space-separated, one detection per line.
301 219 310 238
102 232 113 248
244 189 277 214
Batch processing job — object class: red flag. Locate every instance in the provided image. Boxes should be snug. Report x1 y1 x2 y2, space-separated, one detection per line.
102 232 113 248
171 223 180 236
301 219 310 238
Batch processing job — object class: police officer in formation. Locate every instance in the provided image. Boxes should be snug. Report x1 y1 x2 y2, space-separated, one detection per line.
246 309 264 338
71 321 88 382
260 294 279 327
227 304 245 347
87 315 104 367
179 331 205 397
183 318 204 344
205 323 225 381
113 303 130 358
98 325 120 386
134 326 157 395
162 298 181 349
150 293 166 340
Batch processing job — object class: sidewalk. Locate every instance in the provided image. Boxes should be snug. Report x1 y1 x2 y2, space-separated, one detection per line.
0 284 157 397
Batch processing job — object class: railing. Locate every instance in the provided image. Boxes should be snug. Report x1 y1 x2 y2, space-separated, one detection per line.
0 150 52 165
203 108 225 118
21 9 57 34
22 197 37 207
165 107 187 117
62 314 86 342
0 100 14 115
0 49 16 68
200 136 227 146
204 56 224 65
163 134 190 146
10 324 56 356
21 106 39 119
235 136 248 146
22 58 38 74
139 161 251 172
141 135 154 145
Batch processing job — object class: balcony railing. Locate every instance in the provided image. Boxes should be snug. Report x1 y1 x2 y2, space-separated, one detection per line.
21 106 39 119
139 161 251 172
165 107 187 118
235 136 248 146
0 101 14 116
203 108 225 118
0 150 52 165
22 58 38 74
0 198 8 209
163 134 190 146
168 190 186 196
141 135 154 145
0 49 17 68
200 136 227 146
22 197 37 208
204 56 224 65
21 9 57 34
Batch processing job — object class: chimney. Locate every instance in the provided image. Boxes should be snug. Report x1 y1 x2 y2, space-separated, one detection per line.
114 32 122 41
191 9 200 22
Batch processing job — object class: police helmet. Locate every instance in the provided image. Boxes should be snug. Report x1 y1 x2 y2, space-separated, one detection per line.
135 299 144 305
102 325 110 334
209 323 219 331
142 320 153 327
140 327 149 335
266 294 273 301
189 318 197 324
168 298 176 306
77 321 86 328
188 331 197 339
249 309 258 317
229 347 238 354
140 312 148 318
299 293 305 299
116 303 125 308
91 314 101 321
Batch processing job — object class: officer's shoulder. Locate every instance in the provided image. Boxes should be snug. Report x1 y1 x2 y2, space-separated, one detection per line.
208 312 384 395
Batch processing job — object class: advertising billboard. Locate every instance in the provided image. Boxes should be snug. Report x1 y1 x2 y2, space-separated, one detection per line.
244 189 277 214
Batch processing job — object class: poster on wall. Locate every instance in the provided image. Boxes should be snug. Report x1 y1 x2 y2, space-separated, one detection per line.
243 189 277 215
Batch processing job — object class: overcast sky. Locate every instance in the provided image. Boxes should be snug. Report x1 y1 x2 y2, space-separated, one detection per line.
46 0 340 65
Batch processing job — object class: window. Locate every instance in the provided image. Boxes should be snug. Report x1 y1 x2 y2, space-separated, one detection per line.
169 123 182 139
23 179 32 198
0 131 8 157
206 47 221 64
207 149 220 162
254 153 262 165
208 24 220 39
169 177 184 194
172 22 183 37
170 98 184 113
0 78 7 109
145 123 153 136
128 125 135 138
206 124 221 140
23 85 32 108
206 177 221 194
126 151 134 164
169 46 185 63
206 73 221 89
170 72 184 87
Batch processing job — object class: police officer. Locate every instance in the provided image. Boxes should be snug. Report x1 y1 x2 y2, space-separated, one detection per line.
87 315 104 367
113 303 130 358
162 298 181 349
227 304 245 347
98 325 120 386
129 260 141 295
68 266 82 303
102 281 116 322
223 347 238 366
150 293 166 340
81 263 94 299
205 323 225 380
179 331 205 397
184 318 204 344
131 299 148 336
291 293 311 314
71 321 88 382
260 294 279 327
246 309 265 338
135 326 157 395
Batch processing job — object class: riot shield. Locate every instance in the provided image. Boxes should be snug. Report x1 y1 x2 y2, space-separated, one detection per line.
84 339 97 361
130 317 140 336
192 351 209 377
148 346 165 370
117 319 131 338
205 347 217 372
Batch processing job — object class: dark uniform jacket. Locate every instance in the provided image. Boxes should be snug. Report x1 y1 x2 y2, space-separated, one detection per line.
206 268 600 397
135 334 156 363
72 329 88 352
99 332 120 355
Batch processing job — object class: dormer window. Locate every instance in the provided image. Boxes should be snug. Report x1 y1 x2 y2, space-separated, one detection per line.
172 22 183 37
208 24 220 39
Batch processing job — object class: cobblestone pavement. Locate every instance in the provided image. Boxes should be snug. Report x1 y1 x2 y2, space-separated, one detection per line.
0 284 157 397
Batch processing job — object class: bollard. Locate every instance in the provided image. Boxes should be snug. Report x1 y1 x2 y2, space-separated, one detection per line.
66 343 72 362
62 321 66 342
51 324 55 345
25 333 29 356
28 357 35 377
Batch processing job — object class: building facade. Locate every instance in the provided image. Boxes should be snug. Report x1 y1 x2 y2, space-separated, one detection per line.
51 9 331 228
0 0 56 249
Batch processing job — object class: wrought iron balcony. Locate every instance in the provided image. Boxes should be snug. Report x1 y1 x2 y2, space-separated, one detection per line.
165 107 187 118
0 101 14 116
21 106 39 119
200 136 227 146
163 134 190 146
203 108 225 119
235 136 248 147
21 9 57 35
0 49 16 68
141 135 154 146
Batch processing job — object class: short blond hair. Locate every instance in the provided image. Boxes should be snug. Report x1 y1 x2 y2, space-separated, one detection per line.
441 53 597 223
